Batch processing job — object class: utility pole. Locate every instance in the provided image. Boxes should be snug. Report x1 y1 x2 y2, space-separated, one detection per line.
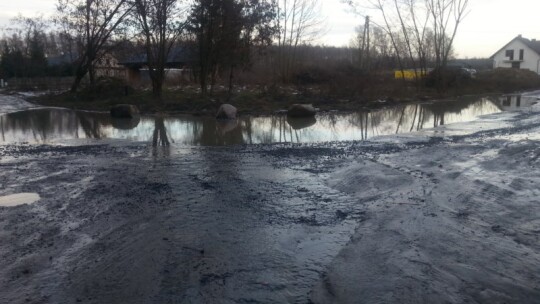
365 16 370 70
359 16 370 70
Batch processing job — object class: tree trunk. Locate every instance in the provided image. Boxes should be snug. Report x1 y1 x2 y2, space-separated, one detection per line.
152 77 163 100
227 65 235 102
70 62 89 93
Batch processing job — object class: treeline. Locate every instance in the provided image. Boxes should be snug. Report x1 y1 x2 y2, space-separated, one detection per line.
0 0 471 97
0 16 77 78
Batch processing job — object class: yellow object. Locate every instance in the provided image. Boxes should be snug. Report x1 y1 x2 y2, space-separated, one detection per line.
395 69 427 80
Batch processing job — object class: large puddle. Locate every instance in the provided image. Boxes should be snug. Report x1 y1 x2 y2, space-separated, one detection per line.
0 94 534 146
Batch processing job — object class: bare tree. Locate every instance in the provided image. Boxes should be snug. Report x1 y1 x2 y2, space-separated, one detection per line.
275 0 325 82
345 0 467 88
132 0 186 100
426 0 468 90
351 24 395 70
56 0 133 92
1 15 50 77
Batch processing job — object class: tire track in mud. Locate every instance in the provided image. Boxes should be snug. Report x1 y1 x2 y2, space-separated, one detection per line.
311 138 540 303
0 145 371 303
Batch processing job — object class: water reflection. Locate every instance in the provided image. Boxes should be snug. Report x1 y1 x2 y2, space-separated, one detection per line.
152 117 170 147
287 117 317 130
0 96 503 146
496 94 538 111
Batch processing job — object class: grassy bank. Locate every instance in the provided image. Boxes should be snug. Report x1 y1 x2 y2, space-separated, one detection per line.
28 68 540 116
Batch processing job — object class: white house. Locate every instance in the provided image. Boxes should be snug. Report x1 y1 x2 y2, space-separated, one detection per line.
491 35 540 74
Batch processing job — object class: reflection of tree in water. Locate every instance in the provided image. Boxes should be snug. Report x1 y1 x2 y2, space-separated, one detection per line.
242 119 253 144
348 112 369 140
274 116 289 142
275 115 303 143
421 97 497 128
0 109 81 143
263 115 319 143
191 118 243 146
0 97 501 145
316 113 341 139
152 117 170 147
343 96 498 140
77 112 105 139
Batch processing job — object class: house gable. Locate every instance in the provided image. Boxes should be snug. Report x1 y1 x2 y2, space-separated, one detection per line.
492 35 540 74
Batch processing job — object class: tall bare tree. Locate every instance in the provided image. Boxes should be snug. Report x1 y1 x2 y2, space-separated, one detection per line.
344 0 468 88
426 0 469 89
132 0 186 99
56 0 133 92
275 0 325 82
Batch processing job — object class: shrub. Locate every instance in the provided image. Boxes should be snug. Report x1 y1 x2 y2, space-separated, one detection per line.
77 77 134 101
474 68 540 92
425 66 473 89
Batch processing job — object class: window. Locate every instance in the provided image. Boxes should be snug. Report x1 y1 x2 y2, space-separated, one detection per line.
519 49 524 60
512 62 521 69
506 49 514 60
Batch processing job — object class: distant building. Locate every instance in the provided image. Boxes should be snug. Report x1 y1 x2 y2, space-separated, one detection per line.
94 54 126 79
48 52 127 80
498 94 538 111
491 35 540 74
118 47 194 86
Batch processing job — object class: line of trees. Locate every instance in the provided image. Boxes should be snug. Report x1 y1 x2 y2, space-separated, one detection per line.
0 16 56 78
0 0 470 97
345 0 469 90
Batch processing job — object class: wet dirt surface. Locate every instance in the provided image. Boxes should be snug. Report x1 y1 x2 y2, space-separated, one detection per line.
1 94 540 303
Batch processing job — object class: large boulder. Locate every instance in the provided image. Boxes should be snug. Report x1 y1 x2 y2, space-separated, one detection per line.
287 104 317 118
216 104 237 119
110 104 139 118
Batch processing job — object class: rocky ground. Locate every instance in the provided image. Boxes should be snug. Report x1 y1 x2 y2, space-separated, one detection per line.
0 94 539 303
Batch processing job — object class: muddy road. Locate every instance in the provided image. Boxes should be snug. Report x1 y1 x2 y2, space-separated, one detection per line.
1 94 540 303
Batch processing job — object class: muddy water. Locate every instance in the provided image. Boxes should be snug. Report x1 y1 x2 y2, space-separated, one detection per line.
0 95 529 145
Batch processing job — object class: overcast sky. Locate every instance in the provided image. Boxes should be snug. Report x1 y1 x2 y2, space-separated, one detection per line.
1 0 540 58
